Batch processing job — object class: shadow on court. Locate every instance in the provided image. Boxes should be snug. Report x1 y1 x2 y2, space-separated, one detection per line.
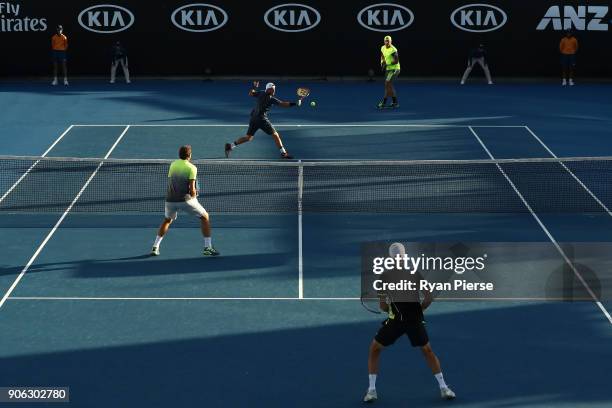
0 252 293 279
0 302 609 408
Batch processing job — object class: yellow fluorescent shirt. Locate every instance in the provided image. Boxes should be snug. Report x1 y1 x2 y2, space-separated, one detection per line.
381 45 400 70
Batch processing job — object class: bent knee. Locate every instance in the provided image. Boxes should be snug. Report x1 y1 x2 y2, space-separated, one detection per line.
370 339 384 352
420 343 433 354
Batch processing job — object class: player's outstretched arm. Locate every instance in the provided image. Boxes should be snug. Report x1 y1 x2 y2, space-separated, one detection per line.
279 100 302 107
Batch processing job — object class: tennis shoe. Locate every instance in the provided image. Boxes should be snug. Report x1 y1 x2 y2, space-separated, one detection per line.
377 101 386 109
150 246 160 256
224 143 232 158
440 387 456 400
51 78 58 86
203 246 220 256
569 79 575 86
562 79 567 86
281 152 293 159
363 389 377 403
63 79 69 86
391 103 399 108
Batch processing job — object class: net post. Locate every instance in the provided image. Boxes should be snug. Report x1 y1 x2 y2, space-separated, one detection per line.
298 160 304 299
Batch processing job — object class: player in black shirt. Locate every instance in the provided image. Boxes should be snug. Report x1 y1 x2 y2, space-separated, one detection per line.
110 41 130 84
225 81 300 159
363 245 456 403
460 43 493 85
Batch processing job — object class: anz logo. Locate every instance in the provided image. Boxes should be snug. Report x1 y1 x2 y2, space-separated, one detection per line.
78 4 135 34
357 3 414 32
264 3 321 32
450 4 507 33
537 6 608 31
171 3 228 32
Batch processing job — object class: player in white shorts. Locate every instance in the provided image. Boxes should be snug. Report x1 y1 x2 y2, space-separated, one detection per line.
151 145 219 256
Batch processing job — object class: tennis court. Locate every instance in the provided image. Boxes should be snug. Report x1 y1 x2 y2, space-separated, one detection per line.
1 80 611 407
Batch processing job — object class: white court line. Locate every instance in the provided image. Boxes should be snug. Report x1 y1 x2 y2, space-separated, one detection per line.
468 126 612 324
71 124 527 128
7 297 354 301
6 296 595 301
0 125 74 205
298 160 304 299
0 126 131 311
524 126 612 217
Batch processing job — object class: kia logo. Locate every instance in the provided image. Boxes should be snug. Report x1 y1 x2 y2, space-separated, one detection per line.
450 3 507 33
171 3 228 32
357 3 414 32
78 4 134 33
264 3 321 32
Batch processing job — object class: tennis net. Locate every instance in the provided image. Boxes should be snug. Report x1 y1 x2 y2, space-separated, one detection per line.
0 155 611 214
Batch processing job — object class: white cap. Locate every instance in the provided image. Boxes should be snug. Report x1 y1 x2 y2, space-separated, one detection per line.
265 82 275 90
388 242 406 257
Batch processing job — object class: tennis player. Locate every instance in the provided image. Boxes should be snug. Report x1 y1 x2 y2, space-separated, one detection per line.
363 244 455 403
560 30 578 86
225 81 300 159
51 25 69 86
378 35 400 109
110 41 130 84
151 145 219 257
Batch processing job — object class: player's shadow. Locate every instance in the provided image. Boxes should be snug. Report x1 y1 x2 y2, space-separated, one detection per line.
0 253 294 280
70 253 294 279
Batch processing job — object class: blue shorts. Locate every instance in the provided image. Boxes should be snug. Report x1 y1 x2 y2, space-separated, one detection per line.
52 50 67 62
561 54 576 68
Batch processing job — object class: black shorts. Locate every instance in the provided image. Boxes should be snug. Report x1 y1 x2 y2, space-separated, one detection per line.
561 54 576 68
374 318 429 347
247 117 275 136
51 50 67 62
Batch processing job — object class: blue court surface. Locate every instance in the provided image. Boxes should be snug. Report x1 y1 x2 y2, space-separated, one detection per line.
0 80 611 407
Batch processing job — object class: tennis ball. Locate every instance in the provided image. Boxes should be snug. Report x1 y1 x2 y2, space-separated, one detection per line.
310 101 316 107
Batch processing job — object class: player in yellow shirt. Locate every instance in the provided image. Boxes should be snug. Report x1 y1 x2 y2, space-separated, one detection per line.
51 25 69 86
151 145 219 257
378 35 400 109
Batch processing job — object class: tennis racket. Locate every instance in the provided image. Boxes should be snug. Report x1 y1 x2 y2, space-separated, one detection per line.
361 292 387 314
361 292 391 314
296 87 310 99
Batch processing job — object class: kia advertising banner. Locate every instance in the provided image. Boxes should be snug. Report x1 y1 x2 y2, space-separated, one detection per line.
1 1 610 77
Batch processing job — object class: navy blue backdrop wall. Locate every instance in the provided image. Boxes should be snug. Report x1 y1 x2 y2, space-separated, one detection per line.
2 1 611 77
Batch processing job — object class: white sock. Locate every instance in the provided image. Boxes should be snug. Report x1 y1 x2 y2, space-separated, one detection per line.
204 237 212 248
434 372 447 389
280 146 287 154
368 374 377 391
153 235 163 247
